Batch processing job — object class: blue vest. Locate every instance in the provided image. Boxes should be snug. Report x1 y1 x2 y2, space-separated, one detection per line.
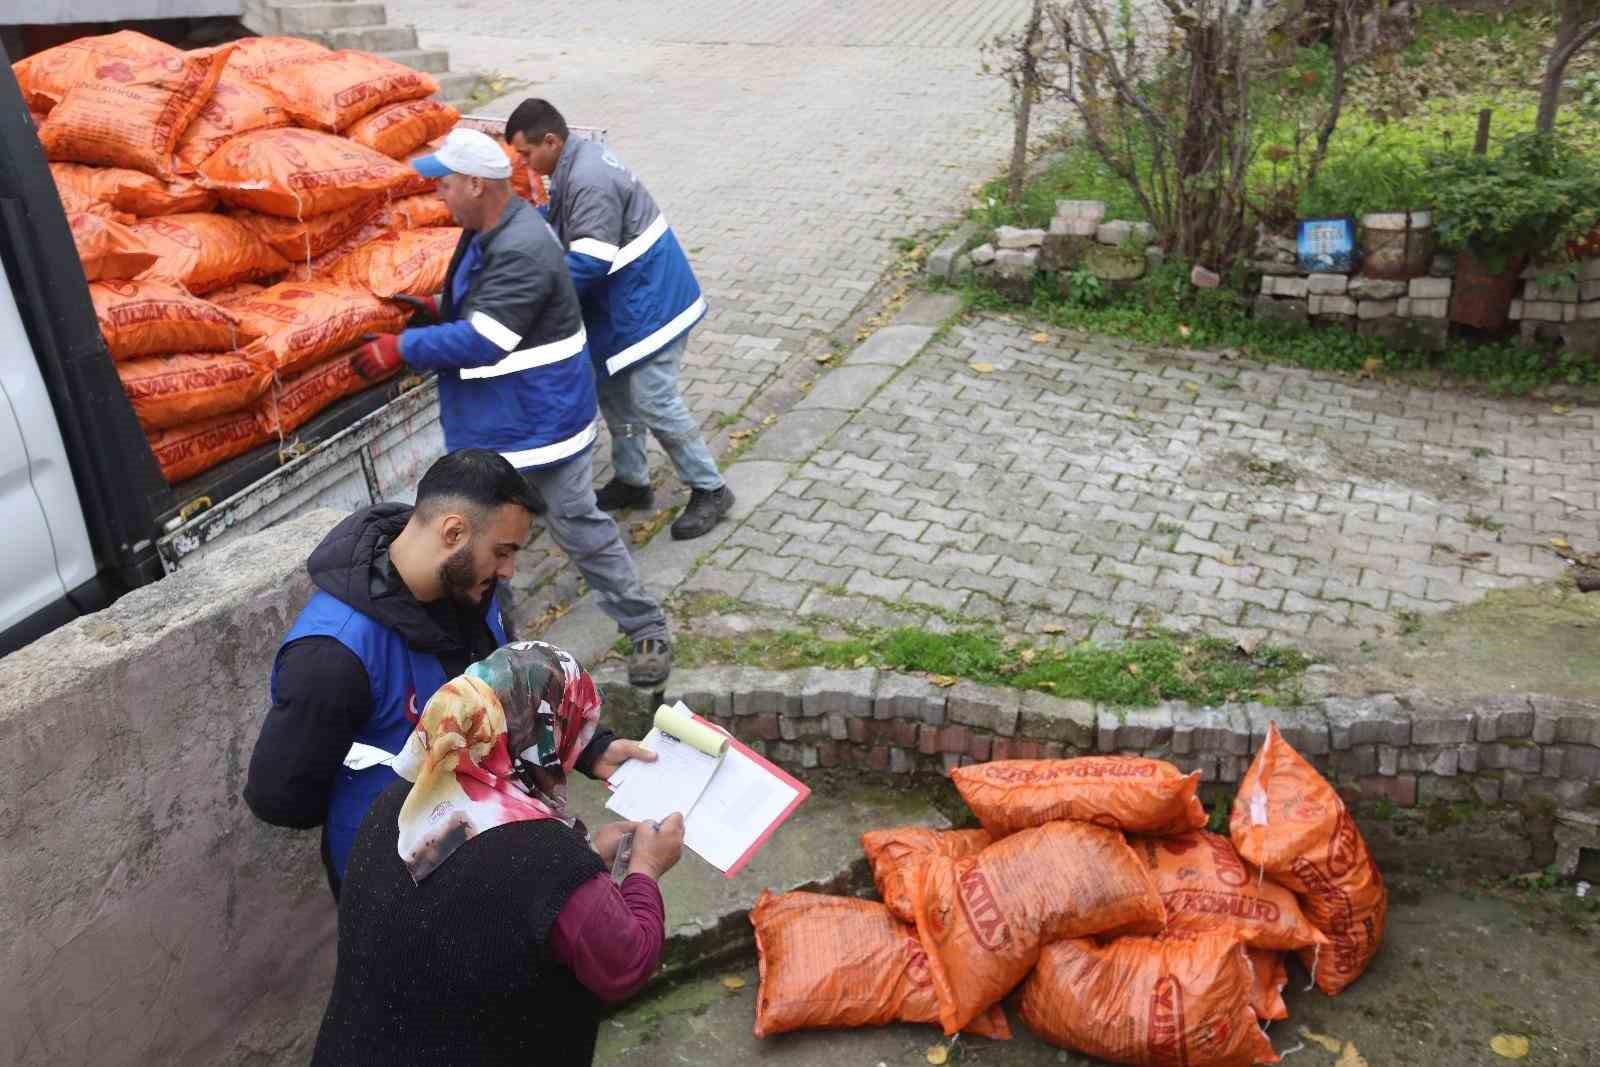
272 589 507 879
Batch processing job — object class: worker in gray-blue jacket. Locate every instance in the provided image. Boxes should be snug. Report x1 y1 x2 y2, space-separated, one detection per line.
506 99 734 542
353 128 672 686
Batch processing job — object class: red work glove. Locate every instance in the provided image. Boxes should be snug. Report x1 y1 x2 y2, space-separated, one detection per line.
392 293 439 323
352 333 405 381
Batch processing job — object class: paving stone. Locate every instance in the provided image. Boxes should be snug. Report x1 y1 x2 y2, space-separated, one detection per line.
1481 742 1543 774
1403 693 1476 745
744 408 850 461
664 665 740 719
1018 691 1097 748
994 225 1046 250
1359 773 1419 807
1348 277 1407 300
946 681 1021 736
1473 694 1535 741
1323 694 1409 749
1529 694 1600 746
875 672 948 726
1408 276 1452 299
1117 703 1176 750
847 324 936 367
799 667 879 718
1095 220 1135 246
797 364 899 411
1399 745 1459 777
731 667 803 717
1055 199 1106 222
1307 273 1348 295
1173 704 1251 756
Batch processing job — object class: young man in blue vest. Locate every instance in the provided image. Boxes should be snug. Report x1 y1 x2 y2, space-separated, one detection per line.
350 127 673 688
244 449 657 897
505 99 735 542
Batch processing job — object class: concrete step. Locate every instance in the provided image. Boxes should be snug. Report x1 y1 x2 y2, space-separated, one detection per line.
274 1 387 33
564 771 953 981
379 47 450 74
431 70 483 101
307 23 417 51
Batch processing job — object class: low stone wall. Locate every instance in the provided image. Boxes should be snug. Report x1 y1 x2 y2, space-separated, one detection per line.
1513 258 1600 351
635 667 1600 815
0 510 340 1067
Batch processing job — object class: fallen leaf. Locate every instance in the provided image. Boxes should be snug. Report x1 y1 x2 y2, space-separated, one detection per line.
1178 323 1192 338
928 674 960 688
720 975 747 990
729 429 753 441
970 361 996 374
1031 331 1051 343
1299 1028 1344 1054
1020 648 1038 664
1038 681 1057 690
1126 662 1141 675
1490 1034 1530 1059
1040 622 1068 634
1336 1042 1369 1067
1236 630 1266 654
815 352 834 364
1218 554 1237 567
1357 356 1382 380
852 655 870 668
1183 380 1200 392
1458 550 1492 563
1552 404 1571 415
1550 537 1571 550
925 1046 950 1065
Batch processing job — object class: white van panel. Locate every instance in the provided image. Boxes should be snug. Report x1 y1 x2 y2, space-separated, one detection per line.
0 255 95 630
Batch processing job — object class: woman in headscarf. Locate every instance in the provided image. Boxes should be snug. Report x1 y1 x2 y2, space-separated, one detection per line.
311 640 685 1066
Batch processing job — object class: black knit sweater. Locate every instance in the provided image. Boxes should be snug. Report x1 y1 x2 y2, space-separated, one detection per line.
311 779 608 1066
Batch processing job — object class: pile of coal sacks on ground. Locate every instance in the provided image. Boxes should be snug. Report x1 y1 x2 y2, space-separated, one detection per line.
17 30 542 483
751 724 1387 1066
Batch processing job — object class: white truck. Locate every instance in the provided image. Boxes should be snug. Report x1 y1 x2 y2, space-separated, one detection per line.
0 46 579 655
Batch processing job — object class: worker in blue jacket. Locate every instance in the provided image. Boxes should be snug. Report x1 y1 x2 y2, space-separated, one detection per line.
507 99 735 541
349 128 674 689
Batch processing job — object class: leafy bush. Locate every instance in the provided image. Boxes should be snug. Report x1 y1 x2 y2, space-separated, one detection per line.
1426 132 1600 266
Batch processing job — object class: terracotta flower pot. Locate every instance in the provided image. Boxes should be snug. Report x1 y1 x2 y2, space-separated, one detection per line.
1450 247 1523 330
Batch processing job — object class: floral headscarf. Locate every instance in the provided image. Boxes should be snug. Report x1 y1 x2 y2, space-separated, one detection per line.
391 640 601 882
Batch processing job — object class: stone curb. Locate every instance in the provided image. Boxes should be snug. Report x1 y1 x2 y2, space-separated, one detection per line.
596 665 1600 812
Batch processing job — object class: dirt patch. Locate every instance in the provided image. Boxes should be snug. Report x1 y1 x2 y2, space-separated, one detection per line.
1200 448 1311 490
1330 580 1600 700
1323 435 1485 502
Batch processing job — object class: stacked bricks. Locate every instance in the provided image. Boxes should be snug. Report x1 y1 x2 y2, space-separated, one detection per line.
1252 235 1457 351
1511 258 1600 357
626 667 1600 813
962 200 1162 298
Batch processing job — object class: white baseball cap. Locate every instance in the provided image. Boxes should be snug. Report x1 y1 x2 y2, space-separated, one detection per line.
411 128 513 180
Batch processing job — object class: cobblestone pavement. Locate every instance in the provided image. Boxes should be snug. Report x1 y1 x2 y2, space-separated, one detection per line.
380 0 1034 617
682 313 1599 651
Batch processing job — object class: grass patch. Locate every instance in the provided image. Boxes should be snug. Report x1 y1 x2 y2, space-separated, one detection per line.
948 263 1600 395
675 622 1309 707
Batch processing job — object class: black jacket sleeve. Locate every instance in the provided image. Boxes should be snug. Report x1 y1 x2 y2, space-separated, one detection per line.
576 726 617 779
244 636 372 829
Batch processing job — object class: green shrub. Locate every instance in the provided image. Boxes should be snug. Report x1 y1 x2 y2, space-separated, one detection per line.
1427 132 1600 266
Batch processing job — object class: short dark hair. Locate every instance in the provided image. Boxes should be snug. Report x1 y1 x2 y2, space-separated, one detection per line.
505 98 569 146
414 448 539 519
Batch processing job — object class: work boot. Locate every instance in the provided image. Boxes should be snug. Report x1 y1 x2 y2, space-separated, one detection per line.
628 636 673 687
670 485 736 541
594 477 655 512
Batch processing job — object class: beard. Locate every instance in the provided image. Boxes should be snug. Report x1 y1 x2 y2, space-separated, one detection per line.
438 544 489 610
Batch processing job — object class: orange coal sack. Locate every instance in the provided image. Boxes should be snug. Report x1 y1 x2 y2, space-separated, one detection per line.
912 820 1166 1035
389 193 452 230
173 76 290 174
233 196 386 260
255 347 379 437
1247 949 1289 1022
198 127 415 218
861 826 992 925
206 281 270 307
90 279 252 360
286 213 397 281
1230 723 1386 996
144 408 269 483
134 213 289 295
506 144 545 206
267 49 438 131
229 281 406 373
749 892 1010 1041
12 30 180 113
51 163 216 217
226 36 329 87
326 228 461 298
38 45 234 179
1020 934 1279 1067
344 98 460 159
68 211 158 282
116 350 272 430
1131 831 1327 952
952 757 1208 837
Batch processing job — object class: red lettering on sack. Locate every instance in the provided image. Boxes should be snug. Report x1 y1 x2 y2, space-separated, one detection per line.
1326 810 1360 879
1147 975 1189 1067
1203 832 1249 887
955 862 1010 951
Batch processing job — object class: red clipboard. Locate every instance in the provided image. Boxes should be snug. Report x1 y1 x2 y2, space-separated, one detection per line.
688 710 811 878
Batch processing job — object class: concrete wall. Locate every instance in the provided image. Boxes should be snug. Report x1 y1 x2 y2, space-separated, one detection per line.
0 509 341 1066
2 1 241 27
